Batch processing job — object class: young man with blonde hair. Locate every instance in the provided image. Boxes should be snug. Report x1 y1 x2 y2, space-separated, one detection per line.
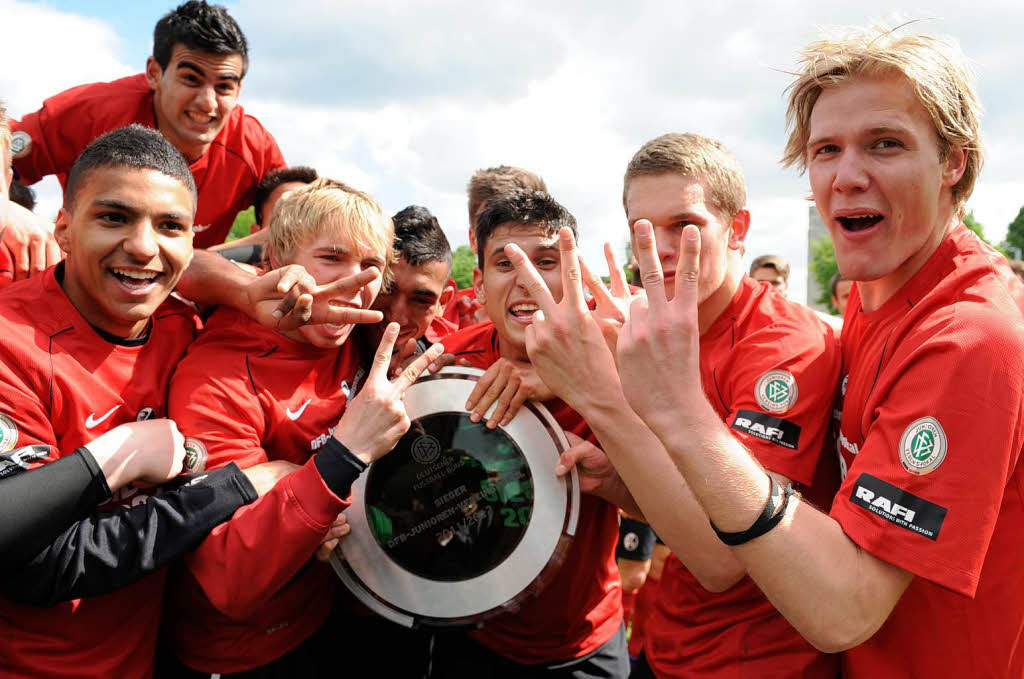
165 178 443 676
566 25 1021 678
503 133 840 678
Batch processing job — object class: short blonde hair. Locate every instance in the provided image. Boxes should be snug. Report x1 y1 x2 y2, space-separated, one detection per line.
267 177 394 286
782 23 983 214
623 133 747 219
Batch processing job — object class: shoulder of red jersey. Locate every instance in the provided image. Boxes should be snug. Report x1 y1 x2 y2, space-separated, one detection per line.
214 103 285 174
440 321 497 355
13 74 150 135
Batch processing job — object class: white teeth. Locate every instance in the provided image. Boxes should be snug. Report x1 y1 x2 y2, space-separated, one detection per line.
111 268 158 281
186 111 214 124
510 304 538 314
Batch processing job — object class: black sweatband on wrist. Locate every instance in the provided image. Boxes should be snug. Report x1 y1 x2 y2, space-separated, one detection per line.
315 437 368 497
711 476 792 547
617 518 657 561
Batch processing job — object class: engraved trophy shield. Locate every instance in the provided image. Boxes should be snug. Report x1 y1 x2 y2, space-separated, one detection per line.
331 367 580 627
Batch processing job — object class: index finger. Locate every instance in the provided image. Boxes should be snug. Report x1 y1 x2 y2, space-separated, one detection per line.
603 242 628 298
557 228 587 312
368 323 401 382
631 220 667 308
504 244 558 316
392 343 445 394
314 267 381 300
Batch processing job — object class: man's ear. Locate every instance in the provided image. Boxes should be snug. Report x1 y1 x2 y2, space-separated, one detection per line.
941 144 968 189
728 209 751 251
472 267 485 304
53 208 72 255
145 57 163 90
439 284 455 308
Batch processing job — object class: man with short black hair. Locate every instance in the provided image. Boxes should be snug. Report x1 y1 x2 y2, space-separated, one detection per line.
830 272 852 316
8 0 284 259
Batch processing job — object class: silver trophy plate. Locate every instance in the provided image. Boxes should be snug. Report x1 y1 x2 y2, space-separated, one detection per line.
331 366 580 628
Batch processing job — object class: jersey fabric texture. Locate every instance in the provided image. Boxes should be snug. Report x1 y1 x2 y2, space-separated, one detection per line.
11 74 285 248
831 225 1024 678
0 264 201 679
166 306 364 673
646 276 841 679
441 322 624 665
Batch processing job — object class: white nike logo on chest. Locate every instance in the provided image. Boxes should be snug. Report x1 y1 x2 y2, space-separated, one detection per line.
286 399 312 421
85 405 121 429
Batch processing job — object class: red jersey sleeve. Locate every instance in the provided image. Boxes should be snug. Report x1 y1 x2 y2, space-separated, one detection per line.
831 311 1024 597
0 347 58 464
720 322 840 486
169 341 346 620
10 82 103 185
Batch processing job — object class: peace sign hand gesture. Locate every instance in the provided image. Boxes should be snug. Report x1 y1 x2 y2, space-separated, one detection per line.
616 221 705 440
332 323 444 464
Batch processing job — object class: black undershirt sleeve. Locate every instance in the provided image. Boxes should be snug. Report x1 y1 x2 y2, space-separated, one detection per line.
314 437 367 499
1 463 258 606
0 447 112 568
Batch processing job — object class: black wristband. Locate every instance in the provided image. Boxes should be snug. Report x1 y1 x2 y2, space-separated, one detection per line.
617 518 657 561
315 437 368 497
711 476 792 547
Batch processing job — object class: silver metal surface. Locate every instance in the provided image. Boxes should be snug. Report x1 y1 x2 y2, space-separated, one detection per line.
332 366 579 627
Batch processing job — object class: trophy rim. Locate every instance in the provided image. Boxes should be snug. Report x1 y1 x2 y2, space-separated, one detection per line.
332 366 580 628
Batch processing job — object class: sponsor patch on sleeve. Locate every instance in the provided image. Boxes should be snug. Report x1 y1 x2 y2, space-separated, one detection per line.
0 444 50 479
731 409 801 450
848 473 947 540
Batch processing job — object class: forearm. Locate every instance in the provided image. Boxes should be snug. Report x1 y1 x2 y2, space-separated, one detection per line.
3 463 257 605
0 447 111 567
175 249 253 310
582 395 747 592
656 408 911 651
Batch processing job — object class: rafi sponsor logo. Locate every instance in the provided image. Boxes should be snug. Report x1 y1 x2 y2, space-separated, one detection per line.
622 532 640 552
731 409 801 450
899 416 946 475
10 130 31 159
0 413 20 453
0 444 49 478
85 404 121 429
849 473 947 540
411 434 442 465
755 370 798 413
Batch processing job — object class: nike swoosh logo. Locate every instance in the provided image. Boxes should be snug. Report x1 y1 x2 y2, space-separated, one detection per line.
286 399 312 421
85 405 121 429
193 224 211 233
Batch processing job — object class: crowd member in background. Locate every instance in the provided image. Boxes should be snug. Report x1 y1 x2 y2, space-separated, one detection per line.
830 272 853 316
0 125 295 679
8 180 35 212
165 178 443 677
504 133 841 678
370 204 457 355
613 26 1023 678
212 165 319 265
6 0 283 277
443 165 549 328
434 190 628 678
749 253 790 296
1010 259 1024 283
0 102 13 285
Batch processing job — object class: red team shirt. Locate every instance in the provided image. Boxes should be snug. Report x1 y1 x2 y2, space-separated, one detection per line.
11 74 285 248
166 306 363 673
0 266 199 679
831 225 1024 678
645 276 840 679
442 322 623 665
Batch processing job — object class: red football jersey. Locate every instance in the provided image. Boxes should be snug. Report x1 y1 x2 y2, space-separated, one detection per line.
441 322 623 664
645 276 840 679
831 225 1024 678
166 306 363 673
11 74 285 248
0 265 199 679
0 242 13 288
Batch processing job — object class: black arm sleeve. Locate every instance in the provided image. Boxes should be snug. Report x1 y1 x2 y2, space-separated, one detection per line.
217 244 264 266
0 447 111 568
616 517 657 562
314 436 366 498
2 463 258 606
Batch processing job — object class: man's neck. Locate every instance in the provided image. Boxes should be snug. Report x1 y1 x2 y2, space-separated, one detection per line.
858 213 958 312
698 263 743 336
59 265 149 339
151 99 208 164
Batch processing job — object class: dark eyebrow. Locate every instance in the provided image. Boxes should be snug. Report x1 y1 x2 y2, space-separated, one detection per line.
92 199 185 222
315 245 348 255
412 288 439 299
176 60 241 83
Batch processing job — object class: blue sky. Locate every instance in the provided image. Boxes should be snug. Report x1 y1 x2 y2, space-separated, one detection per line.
4 0 1022 303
